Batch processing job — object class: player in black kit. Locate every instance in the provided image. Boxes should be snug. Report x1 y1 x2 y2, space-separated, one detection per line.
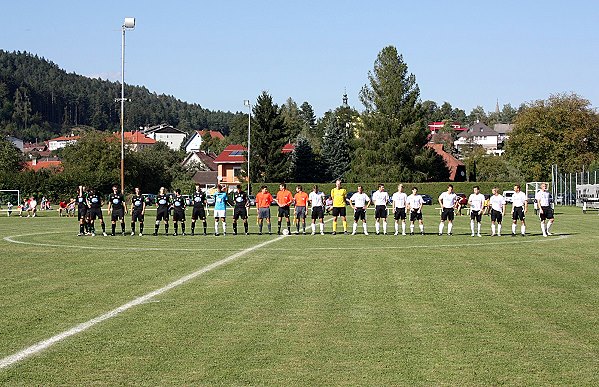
191 184 207 236
232 184 250 235
153 187 171 236
86 188 107 237
76 185 89 236
108 185 128 236
172 189 187 236
130 187 146 236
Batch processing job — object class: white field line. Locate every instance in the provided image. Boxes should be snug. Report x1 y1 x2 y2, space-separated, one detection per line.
0 235 284 370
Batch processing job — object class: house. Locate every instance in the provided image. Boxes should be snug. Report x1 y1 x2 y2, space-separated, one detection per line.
213 144 247 189
142 124 187 151
7 136 24 152
183 130 225 153
428 122 468 135
281 143 295 154
493 123 515 145
24 157 63 172
427 144 466 181
454 122 500 155
181 151 218 171
121 131 156 152
48 134 80 151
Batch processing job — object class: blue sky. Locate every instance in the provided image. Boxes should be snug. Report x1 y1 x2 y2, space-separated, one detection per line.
2 1 598 117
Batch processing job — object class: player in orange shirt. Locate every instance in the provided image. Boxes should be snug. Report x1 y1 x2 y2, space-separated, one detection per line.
276 183 293 235
255 185 274 235
293 185 309 234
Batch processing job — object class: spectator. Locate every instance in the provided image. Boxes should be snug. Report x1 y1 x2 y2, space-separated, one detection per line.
58 200 67 217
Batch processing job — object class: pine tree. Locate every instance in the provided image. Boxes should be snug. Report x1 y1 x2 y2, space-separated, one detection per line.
250 91 289 183
289 135 317 182
321 115 350 181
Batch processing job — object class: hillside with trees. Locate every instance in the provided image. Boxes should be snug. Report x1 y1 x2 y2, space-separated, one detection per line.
0 50 239 142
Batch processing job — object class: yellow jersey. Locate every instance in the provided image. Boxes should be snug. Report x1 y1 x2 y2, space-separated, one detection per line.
331 188 347 207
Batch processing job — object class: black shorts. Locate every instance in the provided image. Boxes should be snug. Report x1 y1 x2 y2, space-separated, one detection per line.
332 207 346 217
278 206 290 218
375 205 388 219
132 209 144 222
470 210 482 223
394 208 406 220
192 207 206 220
111 208 125 222
410 210 422 222
311 206 324 220
491 209 503 223
540 206 554 221
512 207 525 221
88 207 103 221
173 210 186 222
233 207 248 220
354 208 366 221
441 207 455 221
77 207 87 221
156 209 169 221
295 206 307 219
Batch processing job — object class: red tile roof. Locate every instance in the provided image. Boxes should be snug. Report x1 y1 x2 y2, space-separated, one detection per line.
214 144 247 163
24 159 63 172
282 143 295 154
198 130 225 140
49 135 80 142
123 131 156 144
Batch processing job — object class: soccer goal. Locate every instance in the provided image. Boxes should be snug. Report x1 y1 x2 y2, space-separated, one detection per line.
0 190 21 215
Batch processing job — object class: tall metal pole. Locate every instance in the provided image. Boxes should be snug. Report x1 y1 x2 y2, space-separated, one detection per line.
120 25 126 194
244 100 251 194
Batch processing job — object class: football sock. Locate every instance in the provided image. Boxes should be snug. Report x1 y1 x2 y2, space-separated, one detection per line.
521 225 525 235
547 222 553 233
287 220 290 232
343 221 347 232
540 222 546 235
402 222 406 234
333 221 337 232
140 223 144 233
121 222 125 233
512 224 517 234
259 222 263 233
375 222 380 233
233 222 238 234
267 223 272 233
363 223 368 234
278 221 281 233
244 222 248 234
439 222 444 234
470 220 475 234
131 222 135 233
203 221 207 234
319 223 323 233
311 223 315 233
101 223 106 233
383 220 387 234
477 223 481 234
410 224 414 233
447 223 453 234
296 222 300 233
111 224 116 235
79 224 84 234
214 221 219 233
419 224 424 233
191 222 195 233
353 223 357 233
174 223 178 233
498 224 502 234
395 222 399 233
155 221 160 234
165 223 169 234
181 223 185 233
491 224 496 235
222 222 226 233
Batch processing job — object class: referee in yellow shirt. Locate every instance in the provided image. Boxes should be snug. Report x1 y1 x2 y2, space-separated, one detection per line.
330 179 349 235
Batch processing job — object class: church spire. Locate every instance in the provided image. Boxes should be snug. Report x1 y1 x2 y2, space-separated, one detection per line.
342 89 349 108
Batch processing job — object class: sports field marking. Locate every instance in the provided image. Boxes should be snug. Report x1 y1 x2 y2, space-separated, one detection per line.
0 235 285 370
3 231 569 252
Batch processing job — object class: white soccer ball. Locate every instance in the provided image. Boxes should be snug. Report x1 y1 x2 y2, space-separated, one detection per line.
282 229 289 236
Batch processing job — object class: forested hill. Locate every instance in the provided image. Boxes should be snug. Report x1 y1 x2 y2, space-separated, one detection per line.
0 50 238 142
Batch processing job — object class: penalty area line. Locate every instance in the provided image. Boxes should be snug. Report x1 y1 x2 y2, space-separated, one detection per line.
0 235 285 370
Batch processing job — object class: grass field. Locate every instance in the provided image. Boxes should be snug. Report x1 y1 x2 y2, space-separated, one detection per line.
0 206 597 385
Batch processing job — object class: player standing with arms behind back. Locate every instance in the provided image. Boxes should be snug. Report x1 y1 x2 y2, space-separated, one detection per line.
406 187 425 235
293 185 309 234
172 189 187 236
213 184 229 236
275 183 293 235
489 187 506 236
76 185 88 236
535 182 555 237
255 186 273 235
130 187 146 236
468 186 485 237
232 184 250 235
191 184 207 236
350 185 370 235
331 179 349 235
372 184 390 235
153 187 170 236
438 184 458 236
511 184 528 237
392 184 408 236
108 185 127 236
308 185 326 235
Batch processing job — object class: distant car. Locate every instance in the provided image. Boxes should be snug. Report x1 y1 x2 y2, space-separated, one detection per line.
206 194 215 206
503 190 516 203
248 195 256 206
421 194 433 205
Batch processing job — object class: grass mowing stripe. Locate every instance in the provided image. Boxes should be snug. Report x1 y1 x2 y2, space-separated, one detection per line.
0 235 285 370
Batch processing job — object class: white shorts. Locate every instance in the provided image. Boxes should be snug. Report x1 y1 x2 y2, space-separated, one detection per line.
214 210 226 218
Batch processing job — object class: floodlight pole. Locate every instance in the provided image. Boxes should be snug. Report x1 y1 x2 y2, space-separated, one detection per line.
120 17 135 194
244 100 251 194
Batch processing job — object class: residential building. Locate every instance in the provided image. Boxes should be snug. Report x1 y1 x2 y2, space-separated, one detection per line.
494 123 515 145
454 122 500 155
181 151 217 171
122 131 156 152
24 157 62 172
48 134 80 151
142 124 187 151
213 144 247 190
428 122 468 135
7 136 24 152
426 143 466 181
281 143 295 154
183 130 225 153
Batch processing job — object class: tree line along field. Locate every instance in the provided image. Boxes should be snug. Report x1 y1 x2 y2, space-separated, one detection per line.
0 206 597 385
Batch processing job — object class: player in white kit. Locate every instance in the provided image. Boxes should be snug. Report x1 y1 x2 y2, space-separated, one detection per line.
406 187 425 235
468 186 485 237
535 182 554 237
392 184 408 236
511 184 528 236
489 187 506 236
350 186 371 235
372 184 390 235
438 184 458 236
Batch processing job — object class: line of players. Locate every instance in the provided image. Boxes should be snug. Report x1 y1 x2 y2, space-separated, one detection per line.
74 180 556 237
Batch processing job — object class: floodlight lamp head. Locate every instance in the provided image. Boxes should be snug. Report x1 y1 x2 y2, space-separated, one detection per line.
123 17 136 29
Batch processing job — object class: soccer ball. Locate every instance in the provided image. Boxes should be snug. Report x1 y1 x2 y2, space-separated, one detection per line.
282 229 290 236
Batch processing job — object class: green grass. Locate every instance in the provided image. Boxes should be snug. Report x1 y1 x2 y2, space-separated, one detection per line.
0 207 597 385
